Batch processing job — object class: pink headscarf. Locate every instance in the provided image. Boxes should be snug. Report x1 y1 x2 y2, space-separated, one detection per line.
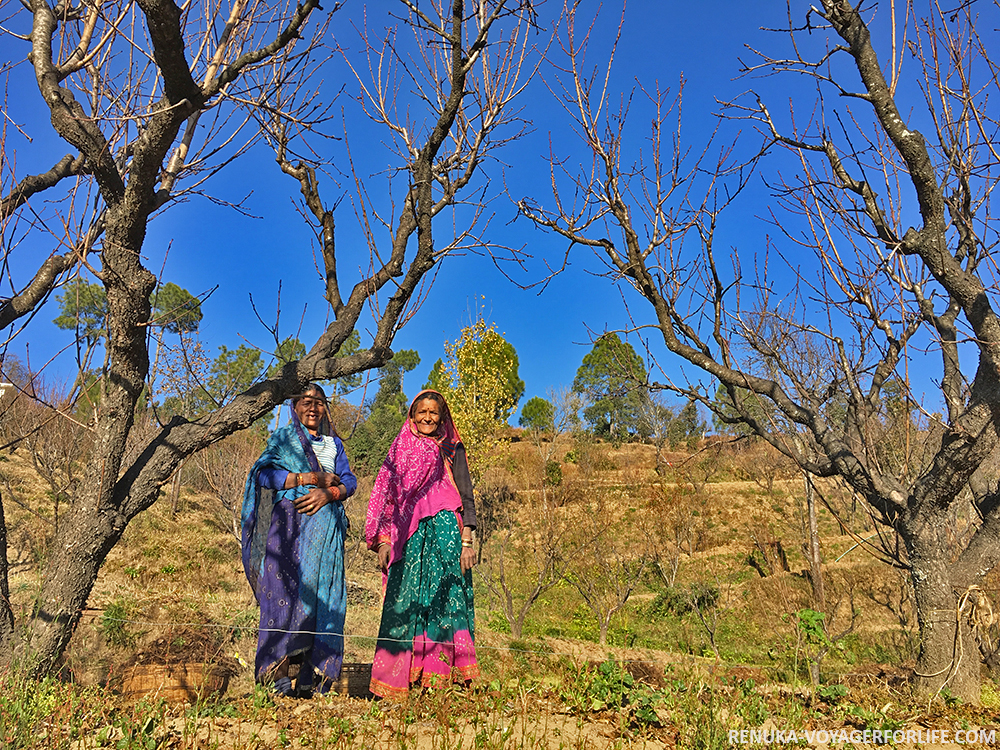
364 391 466 567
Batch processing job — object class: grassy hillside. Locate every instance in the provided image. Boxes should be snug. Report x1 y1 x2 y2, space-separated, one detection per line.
2 436 999 748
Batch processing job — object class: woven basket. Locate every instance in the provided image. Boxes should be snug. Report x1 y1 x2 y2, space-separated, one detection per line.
119 662 230 703
329 662 372 698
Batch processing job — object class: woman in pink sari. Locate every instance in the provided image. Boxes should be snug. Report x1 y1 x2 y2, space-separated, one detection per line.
365 390 479 698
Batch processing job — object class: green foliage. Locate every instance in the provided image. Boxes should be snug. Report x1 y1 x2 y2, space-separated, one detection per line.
430 315 523 478
53 278 108 342
732 678 770 725
187 344 265 412
95 703 164 749
648 583 720 618
327 330 364 395
572 334 649 442
845 702 906 732
425 358 448 392
431 315 524 422
669 399 707 449
519 396 555 432
0 675 71 748
372 348 420 411
711 383 771 437
561 659 664 726
326 716 357 742
816 683 849 704
57 278 204 342
151 282 202 334
350 348 421 475
796 608 830 647
544 460 562 486
99 597 137 649
266 336 307 378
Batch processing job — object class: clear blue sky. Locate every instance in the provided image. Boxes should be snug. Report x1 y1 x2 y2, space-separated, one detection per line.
4 1 869 420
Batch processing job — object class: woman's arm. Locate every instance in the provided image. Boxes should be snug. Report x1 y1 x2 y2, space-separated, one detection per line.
257 466 289 490
453 444 476 573
453 444 476 532
333 436 358 499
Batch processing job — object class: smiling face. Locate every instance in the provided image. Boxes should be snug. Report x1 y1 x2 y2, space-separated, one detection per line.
294 390 327 435
412 397 442 437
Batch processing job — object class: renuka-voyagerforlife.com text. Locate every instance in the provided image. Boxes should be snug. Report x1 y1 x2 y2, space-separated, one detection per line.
728 728 997 745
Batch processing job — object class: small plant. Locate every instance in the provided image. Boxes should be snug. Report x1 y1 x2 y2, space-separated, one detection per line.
733 679 769 725
816 683 849 704
846 703 905 732
98 597 137 649
793 607 855 686
561 658 664 727
327 717 356 742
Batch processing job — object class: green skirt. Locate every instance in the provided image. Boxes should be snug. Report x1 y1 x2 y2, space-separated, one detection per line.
370 510 479 698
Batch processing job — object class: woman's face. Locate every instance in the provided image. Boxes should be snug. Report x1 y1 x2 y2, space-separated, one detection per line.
412 398 442 436
294 392 327 435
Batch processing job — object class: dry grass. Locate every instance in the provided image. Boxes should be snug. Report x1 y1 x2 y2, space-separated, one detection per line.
3 436 999 748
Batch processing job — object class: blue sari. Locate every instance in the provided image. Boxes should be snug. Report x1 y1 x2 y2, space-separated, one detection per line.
241 417 355 684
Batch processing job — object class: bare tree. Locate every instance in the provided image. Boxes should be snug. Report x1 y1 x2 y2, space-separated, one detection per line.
564 495 647 646
476 386 580 638
194 431 265 538
0 0 540 676
519 0 1000 702
476 486 569 639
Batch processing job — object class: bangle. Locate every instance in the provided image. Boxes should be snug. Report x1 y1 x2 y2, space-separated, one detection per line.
296 473 304 487
461 540 474 548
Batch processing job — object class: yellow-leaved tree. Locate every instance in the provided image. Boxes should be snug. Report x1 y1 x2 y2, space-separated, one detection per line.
426 314 524 480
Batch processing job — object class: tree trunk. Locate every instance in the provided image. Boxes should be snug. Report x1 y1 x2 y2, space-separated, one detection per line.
0 489 15 663
17 500 130 676
511 612 524 641
909 530 981 704
170 461 184 517
807 658 821 687
804 473 825 610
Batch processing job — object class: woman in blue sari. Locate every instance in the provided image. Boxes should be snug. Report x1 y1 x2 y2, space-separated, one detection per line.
241 384 356 697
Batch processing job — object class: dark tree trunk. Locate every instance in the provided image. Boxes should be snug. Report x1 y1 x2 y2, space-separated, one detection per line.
0 489 15 663
18 492 134 676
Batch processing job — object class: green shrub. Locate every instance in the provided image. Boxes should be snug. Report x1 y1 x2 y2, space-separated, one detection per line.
648 583 720 618
593 456 618 471
544 460 563 486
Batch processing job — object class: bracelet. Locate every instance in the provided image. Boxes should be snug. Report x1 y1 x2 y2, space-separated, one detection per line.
461 540 474 548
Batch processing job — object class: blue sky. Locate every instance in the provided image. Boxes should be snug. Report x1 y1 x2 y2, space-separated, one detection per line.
4 0 913 421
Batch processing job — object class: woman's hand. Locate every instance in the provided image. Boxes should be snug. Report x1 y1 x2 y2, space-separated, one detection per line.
460 545 475 574
294 471 341 488
314 472 341 489
294 486 339 515
377 543 391 573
